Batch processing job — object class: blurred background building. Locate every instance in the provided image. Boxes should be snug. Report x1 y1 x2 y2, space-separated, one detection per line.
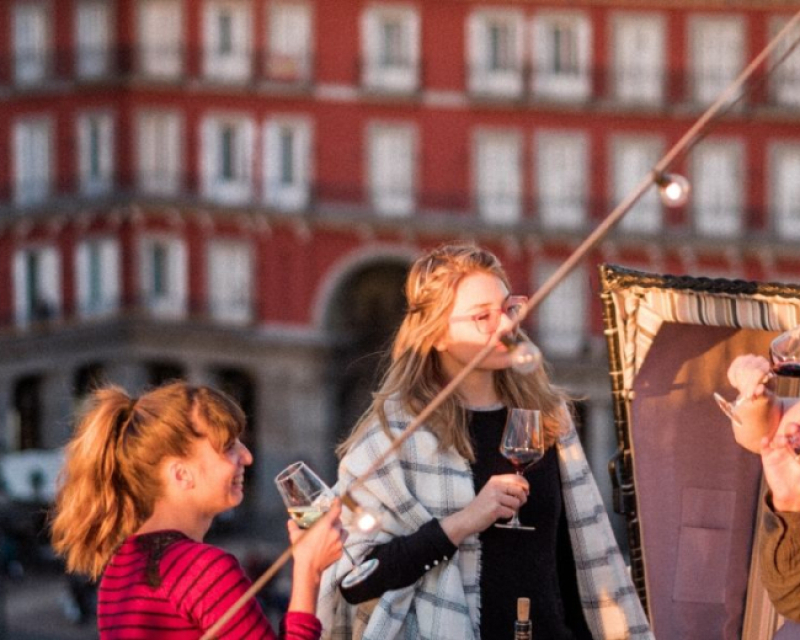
1 0 800 545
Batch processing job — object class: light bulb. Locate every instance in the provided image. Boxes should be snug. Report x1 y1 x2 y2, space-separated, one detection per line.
353 507 380 534
656 173 690 208
341 492 382 534
500 335 542 374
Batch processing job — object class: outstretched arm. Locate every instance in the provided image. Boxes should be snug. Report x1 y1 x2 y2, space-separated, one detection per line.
758 424 800 622
288 499 345 615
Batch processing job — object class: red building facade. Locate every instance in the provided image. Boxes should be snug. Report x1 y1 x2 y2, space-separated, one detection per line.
2 0 800 527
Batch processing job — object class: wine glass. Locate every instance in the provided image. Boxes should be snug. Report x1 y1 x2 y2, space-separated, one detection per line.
495 409 544 531
713 326 800 426
274 461 379 588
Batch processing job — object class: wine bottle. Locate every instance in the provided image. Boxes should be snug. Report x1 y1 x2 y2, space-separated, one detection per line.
514 597 532 640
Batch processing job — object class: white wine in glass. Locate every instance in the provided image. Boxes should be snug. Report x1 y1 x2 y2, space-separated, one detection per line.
274 461 379 588
496 409 544 531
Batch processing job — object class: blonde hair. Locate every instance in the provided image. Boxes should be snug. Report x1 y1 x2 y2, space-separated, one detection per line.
338 243 572 461
51 382 245 580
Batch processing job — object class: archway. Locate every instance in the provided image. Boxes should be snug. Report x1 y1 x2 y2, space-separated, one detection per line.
325 260 410 449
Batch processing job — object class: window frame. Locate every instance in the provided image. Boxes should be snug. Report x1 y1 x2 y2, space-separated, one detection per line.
531 10 592 102
207 238 253 325
367 121 417 217
474 129 522 224
466 9 525 98
361 4 420 93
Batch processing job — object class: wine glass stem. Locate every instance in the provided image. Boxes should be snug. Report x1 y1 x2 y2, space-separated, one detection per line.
342 547 358 565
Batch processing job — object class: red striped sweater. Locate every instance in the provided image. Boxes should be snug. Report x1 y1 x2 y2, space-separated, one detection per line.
98 531 321 640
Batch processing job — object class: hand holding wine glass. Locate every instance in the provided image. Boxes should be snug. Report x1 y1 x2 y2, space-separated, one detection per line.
714 326 800 427
496 409 544 531
275 462 379 588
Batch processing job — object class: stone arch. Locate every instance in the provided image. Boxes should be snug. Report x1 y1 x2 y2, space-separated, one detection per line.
320 249 412 448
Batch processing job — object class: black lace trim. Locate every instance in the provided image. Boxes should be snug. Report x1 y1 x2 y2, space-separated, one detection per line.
134 531 187 588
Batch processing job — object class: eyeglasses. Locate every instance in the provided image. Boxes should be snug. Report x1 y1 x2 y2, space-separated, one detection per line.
450 295 528 335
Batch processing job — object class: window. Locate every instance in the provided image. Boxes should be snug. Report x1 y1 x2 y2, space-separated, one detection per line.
204 0 252 81
267 1 312 82
75 237 121 318
13 117 52 206
362 5 420 93
467 10 524 97
201 115 254 203
475 130 521 224
689 16 744 106
76 1 112 79
264 117 311 211
139 236 187 318
136 110 183 195
535 131 587 230
769 16 800 107
77 112 115 196
536 260 587 357
611 13 665 105
532 11 591 101
13 2 50 85
138 0 183 78
769 142 800 240
207 240 252 324
691 139 744 237
13 245 61 327
368 123 415 217
611 135 663 233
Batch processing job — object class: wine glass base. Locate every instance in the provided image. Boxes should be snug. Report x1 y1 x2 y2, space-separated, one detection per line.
340 558 380 589
494 523 536 531
713 392 743 426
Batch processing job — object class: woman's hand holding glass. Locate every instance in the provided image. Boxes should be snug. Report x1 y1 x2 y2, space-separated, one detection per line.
441 475 528 544
275 461 379 588
288 498 345 574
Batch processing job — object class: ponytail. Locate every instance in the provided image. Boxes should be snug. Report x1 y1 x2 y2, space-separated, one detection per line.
51 387 143 580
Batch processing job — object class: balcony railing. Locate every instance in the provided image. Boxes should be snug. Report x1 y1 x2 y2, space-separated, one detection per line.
4 45 799 112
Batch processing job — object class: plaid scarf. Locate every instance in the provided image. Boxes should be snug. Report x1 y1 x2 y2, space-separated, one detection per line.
318 399 653 640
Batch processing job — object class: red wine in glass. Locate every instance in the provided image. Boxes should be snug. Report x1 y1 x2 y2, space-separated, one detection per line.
496 409 544 531
715 327 800 425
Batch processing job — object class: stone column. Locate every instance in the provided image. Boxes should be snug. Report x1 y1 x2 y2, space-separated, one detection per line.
104 361 149 395
41 368 75 448
0 377 12 453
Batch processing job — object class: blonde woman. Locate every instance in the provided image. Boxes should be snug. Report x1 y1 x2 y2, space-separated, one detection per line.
52 382 344 639
318 244 652 640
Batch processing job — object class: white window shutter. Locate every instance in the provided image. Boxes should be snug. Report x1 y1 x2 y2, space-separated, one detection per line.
371 126 413 217
75 242 90 315
13 251 28 326
693 142 743 237
140 0 181 78
614 138 662 233
270 3 311 79
467 12 486 90
538 262 586 357
477 133 520 224
39 247 61 317
201 117 217 199
101 239 121 312
537 132 586 229
76 2 110 78
362 10 380 86
170 240 188 317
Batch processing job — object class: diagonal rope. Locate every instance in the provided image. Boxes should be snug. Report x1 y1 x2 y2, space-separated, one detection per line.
199 8 800 639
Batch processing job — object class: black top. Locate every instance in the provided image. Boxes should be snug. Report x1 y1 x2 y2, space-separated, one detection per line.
341 407 592 640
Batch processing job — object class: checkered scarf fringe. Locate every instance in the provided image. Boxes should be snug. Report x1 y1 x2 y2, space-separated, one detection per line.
317 398 653 640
